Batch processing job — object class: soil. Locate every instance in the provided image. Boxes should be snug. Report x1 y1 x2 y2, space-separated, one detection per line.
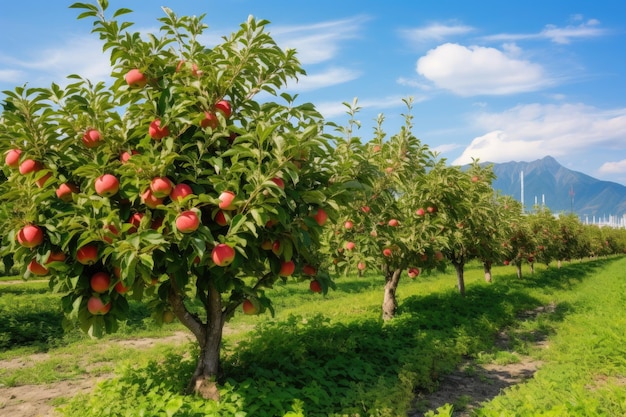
409 303 555 416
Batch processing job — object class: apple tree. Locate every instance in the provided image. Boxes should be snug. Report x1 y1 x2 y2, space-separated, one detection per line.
324 99 447 320
0 2 347 399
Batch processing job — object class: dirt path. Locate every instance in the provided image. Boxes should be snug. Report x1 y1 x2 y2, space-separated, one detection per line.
0 331 193 417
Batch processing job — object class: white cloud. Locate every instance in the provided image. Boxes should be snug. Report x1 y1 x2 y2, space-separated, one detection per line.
599 159 626 175
286 67 360 92
483 19 607 45
271 16 369 65
399 22 474 43
416 43 548 96
453 103 626 165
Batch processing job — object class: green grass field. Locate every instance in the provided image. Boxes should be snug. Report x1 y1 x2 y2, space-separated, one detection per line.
1 257 625 416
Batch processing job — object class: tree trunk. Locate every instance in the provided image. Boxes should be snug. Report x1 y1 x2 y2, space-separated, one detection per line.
515 262 523 279
168 278 224 400
452 261 466 296
483 260 492 283
382 267 402 321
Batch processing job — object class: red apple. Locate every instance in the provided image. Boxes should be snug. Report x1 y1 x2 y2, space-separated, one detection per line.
302 265 317 276
19 159 42 175
82 128 102 148
261 240 273 250
47 251 66 264
150 177 174 198
416 208 425 216
312 208 328 226
427 206 437 214
279 260 295 277
76 244 99 265
95 174 119 197
125 68 147 88
200 111 218 129
212 243 236 267
149 119 170 140
388 219 399 227
90 272 111 293
215 100 232 119
408 267 420 278
17 225 44 248
271 177 285 189
120 150 138 163
27 259 49 276
218 191 236 210
242 299 258 315
87 296 111 315
471 175 479 183
56 183 79 202
434 251 444 261
35 171 51 188
361 206 371 214
176 210 200 233
5 149 21 168
170 183 193 202
271 240 282 256
383 248 393 257
115 280 130 294
214 210 228 227
345 241 356 251
141 188 164 209
503 260 510 266
103 224 119 244
357 261 366 271
309 280 322 293
128 212 144 233
344 221 353 229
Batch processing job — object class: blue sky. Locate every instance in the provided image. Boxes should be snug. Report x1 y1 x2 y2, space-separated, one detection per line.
2 1 626 184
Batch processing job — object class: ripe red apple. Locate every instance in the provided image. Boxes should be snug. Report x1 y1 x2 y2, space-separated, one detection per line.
35 171 52 188
242 299 259 315
103 224 119 244
471 176 479 183
5 149 21 168
200 111 218 129
150 177 174 198
312 208 328 226
141 188 164 209
388 219 399 227
90 272 111 293
214 210 228 227
427 206 437 214
215 100 232 119
383 248 393 257
87 296 111 315
279 260 295 277
218 191 236 210
76 244 99 265
357 262 366 271
149 119 170 140
17 225 44 248
271 240 282 256
114 280 130 294
407 267 420 278
527 256 534 263
47 251 66 264
128 212 144 233
176 210 200 233
125 68 147 88
345 241 356 251
28 259 49 276
120 150 138 163
416 208 425 216
82 128 102 148
170 183 193 202
95 174 119 197
503 260 510 266
309 279 322 293
434 251 444 261
212 243 236 267
302 265 317 276
372 145 381 153
270 177 285 189
19 159 42 175
344 221 354 229
56 183 79 202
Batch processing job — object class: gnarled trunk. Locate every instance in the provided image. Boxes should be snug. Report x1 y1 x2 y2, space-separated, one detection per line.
168 278 224 400
483 260 492 283
515 261 523 279
452 260 466 296
382 267 402 321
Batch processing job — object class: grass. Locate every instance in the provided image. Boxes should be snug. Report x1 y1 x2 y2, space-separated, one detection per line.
1 257 625 416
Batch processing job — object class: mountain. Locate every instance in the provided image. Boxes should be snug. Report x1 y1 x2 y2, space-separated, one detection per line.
485 156 626 219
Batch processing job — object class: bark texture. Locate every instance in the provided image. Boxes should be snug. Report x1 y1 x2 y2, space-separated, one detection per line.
382 267 402 321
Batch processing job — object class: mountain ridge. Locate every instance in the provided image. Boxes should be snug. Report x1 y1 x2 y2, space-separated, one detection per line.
483 156 626 218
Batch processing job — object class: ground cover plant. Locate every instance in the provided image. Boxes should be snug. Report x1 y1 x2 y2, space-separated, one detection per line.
1 256 625 416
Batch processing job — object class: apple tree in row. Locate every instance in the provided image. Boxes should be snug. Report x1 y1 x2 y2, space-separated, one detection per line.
324 99 449 320
0 2 350 400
